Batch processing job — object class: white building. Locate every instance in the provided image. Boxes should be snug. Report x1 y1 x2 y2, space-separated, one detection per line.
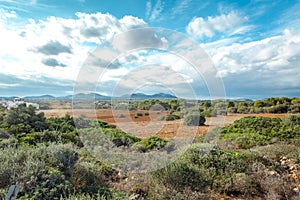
0 98 39 110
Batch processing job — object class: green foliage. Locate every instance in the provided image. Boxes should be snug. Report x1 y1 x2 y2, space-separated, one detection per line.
67 149 119 198
16 130 83 147
63 190 128 200
1 104 47 134
0 99 299 199
150 104 164 111
203 101 212 108
183 113 206 126
0 137 17 149
108 97 300 115
283 114 300 126
214 102 227 115
227 101 235 108
220 116 300 148
227 107 237 113
157 114 180 121
73 116 114 129
152 161 212 192
135 112 143 117
151 144 267 197
289 103 300 113
201 108 217 117
79 128 140 148
102 128 140 147
253 143 300 162
132 136 169 152
265 104 288 113
0 144 78 199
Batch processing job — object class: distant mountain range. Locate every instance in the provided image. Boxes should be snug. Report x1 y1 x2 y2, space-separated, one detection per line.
120 92 177 100
233 98 253 102
0 93 255 102
24 95 56 101
0 92 178 101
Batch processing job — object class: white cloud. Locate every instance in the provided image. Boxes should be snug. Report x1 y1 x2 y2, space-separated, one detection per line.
0 83 20 87
171 0 191 15
186 11 248 39
145 1 152 19
0 10 147 85
112 28 167 52
146 0 164 22
112 65 196 97
0 8 16 20
203 29 300 95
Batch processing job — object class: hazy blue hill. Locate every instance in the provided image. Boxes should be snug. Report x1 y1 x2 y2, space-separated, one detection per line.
64 93 111 100
2 93 182 101
24 95 56 101
122 92 177 100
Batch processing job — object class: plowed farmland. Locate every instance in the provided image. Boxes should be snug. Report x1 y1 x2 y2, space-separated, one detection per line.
41 108 287 139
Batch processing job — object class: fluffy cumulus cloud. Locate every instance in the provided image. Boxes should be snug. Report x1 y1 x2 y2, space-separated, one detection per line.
204 29 300 97
186 11 248 39
112 28 168 51
0 9 148 95
35 40 72 55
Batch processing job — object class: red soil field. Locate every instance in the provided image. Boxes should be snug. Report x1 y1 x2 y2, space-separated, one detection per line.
41 109 287 139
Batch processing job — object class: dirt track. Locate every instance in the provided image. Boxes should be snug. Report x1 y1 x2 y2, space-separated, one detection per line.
41 109 287 139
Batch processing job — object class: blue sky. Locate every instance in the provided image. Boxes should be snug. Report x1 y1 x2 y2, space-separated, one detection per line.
0 0 300 99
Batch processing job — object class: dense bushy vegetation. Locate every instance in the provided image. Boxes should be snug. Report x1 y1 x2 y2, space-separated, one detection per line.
101 97 300 117
149 143 300 199
0 105 160 199
157 114 180 121
132 136 169 152
183 113 206 126
0 100 300 199
228 97 300 114
220 115 300 148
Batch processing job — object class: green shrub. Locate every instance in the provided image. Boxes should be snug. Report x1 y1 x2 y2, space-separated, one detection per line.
252 143 300 162
265 104 288 113
144 112 149 116
135 112 143 117
16 130 83 147
102 128 140 147
152 161 212 192
151 104 163 111
227 107 238 114
283 114 300 126
220 116 300 148
73 117 114 129
132 136 169 152
2 104 47 135
79 128 140 148
0 144 78 199
157 114 180 121
151 144 265 196
64 190 128 200
0 137 18 149
183 114 205 126
202 108 217 117
289 103 300 113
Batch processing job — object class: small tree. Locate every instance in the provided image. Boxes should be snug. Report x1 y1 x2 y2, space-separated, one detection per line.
184 114 206 126
3 104 47 134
